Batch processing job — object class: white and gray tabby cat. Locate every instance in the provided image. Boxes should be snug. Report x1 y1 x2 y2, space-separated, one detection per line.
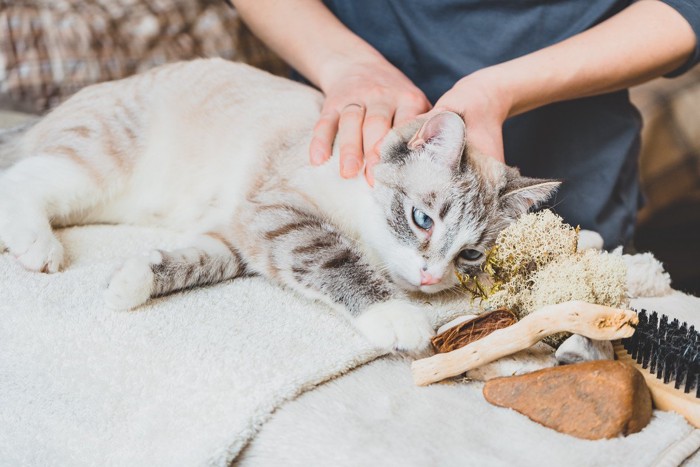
0 59 559 353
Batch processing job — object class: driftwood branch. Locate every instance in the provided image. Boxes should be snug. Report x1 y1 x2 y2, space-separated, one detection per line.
411 301 638 386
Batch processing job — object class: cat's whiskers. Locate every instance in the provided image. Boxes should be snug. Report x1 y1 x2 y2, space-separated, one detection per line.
372 261 393 277
443 284 472 299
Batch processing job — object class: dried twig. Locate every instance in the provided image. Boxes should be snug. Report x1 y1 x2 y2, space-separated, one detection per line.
412 301 638 386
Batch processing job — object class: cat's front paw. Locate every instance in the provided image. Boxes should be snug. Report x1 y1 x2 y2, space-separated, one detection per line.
105 253 158 311
3 228 64 273
0 200 64 272
355 300 434 353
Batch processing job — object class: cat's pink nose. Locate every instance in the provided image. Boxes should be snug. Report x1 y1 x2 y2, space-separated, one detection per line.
420 270 441 286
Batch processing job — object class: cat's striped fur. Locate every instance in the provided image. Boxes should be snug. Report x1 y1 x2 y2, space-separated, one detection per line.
0 59 558 352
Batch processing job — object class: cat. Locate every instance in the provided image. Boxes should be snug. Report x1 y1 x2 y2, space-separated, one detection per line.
0 58 559 353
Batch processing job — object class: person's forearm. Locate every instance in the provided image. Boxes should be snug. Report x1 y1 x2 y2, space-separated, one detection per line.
231 0 388 91
233 0 431 181
480 0 697 119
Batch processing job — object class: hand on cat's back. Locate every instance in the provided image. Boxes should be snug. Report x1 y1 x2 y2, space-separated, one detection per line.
308 58 431 184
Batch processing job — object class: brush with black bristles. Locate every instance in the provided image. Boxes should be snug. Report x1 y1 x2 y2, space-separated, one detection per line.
614 309 700 428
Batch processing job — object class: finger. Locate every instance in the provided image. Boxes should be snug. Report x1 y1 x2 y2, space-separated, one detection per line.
362 104 392 162
394 98 431 128
364 157 378 187
466 125 505 163
363 135 386 187
362 104 393 154
419 104 449 120
310 110 340 165
337 103 365 178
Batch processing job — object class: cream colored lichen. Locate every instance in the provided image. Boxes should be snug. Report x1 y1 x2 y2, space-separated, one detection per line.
524 250 628 311
479 211 628 320
486 210 578 284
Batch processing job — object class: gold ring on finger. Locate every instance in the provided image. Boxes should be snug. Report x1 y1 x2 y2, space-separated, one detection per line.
341 103 365 112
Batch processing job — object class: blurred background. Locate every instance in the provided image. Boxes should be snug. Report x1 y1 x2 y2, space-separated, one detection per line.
1 0 698 295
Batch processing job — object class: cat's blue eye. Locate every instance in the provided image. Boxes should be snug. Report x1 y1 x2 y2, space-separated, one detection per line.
459 249 483 261
412 208 433 231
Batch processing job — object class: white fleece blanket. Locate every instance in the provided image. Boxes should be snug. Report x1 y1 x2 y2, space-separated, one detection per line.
0 225 384 466
240 294 700 467
1 225 699 466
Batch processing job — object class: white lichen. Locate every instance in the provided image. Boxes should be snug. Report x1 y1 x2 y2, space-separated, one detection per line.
487 210 577 284
524 250 628 312
483 211 628 319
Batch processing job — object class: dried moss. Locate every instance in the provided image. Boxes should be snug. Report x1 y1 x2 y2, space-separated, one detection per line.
525 250 627 311
464 211 629 343
487 210 578 285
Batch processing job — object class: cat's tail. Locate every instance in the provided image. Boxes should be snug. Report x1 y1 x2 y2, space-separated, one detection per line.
0 118 38 169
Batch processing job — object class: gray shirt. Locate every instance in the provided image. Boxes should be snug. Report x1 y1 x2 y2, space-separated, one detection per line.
322 0 700 248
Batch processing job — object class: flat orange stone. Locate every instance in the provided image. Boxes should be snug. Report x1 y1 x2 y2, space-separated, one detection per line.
483 360 652 440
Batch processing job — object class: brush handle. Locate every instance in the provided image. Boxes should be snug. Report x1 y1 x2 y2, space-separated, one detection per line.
412 301 638 386
614 343 700 428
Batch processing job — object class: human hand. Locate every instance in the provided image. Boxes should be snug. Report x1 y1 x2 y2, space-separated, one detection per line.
310 57 431 184
430 69 512 164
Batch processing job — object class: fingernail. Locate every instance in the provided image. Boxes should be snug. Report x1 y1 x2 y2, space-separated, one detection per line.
311 148 326 165
341 159 361 178
365 165 375 187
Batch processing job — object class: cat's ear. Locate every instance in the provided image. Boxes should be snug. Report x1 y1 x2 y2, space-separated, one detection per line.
408 111 466 170
500 173 561 215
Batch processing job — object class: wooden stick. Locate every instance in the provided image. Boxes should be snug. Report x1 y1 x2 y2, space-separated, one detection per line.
411 301 638 386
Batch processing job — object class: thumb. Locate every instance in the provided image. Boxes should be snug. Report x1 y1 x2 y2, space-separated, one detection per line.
465 123 505 164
